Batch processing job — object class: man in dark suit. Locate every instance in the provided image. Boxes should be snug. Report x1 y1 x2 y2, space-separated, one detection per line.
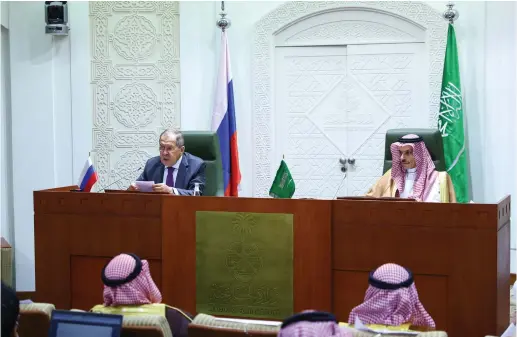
129 129 206 195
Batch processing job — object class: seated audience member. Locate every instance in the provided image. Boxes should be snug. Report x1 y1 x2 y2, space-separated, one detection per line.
2 282 20 337
129 129 206 195
91 253 192 337
366 134 456 203
278 311 352 337
348 263 435 329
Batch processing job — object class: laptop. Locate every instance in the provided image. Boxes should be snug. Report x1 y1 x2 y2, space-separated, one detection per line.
48 310 123 337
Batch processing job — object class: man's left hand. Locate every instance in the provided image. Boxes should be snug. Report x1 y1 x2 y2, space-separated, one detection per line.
152 183 172 194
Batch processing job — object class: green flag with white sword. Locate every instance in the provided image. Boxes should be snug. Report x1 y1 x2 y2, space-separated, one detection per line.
438 23 469 203
269 160 295 199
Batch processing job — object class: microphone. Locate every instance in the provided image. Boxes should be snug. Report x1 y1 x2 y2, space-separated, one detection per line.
98 167 142 193
332 171 347 199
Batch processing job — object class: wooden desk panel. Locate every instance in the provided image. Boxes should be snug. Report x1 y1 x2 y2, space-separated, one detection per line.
34 190 162 217
34 191 163 309
331 197 510 337
161 197 332 316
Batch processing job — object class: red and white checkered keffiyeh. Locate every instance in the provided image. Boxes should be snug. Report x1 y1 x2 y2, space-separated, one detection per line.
279 311 352 337
348 263 435 328
390 134 438 201
102 254 162 306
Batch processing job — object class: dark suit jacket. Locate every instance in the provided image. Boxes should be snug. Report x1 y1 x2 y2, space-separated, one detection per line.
136 153 206 196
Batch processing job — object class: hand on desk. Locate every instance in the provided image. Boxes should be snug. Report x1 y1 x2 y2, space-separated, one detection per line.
128 183 138 191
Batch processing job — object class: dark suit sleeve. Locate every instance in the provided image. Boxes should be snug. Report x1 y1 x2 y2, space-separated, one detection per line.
175 161 206 196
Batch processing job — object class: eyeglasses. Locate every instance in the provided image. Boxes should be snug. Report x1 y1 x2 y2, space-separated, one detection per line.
159 145 180 154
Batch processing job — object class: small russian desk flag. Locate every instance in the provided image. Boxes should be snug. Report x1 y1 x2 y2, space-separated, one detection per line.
77 157 98 192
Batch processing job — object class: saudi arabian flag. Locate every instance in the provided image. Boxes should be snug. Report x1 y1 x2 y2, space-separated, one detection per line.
269 160 295 199
438 23 469 203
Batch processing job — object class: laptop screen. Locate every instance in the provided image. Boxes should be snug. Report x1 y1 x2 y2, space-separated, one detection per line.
49 310 123 337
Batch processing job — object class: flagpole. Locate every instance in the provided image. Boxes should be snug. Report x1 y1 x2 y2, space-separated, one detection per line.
443 2 459 24
216 1 231 31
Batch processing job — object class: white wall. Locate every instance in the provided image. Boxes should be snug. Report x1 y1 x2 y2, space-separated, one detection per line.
484 1 517 270
69 1 92 184
180 1 218 132
6 1 516 290
9 1 75 290
1 1 8 28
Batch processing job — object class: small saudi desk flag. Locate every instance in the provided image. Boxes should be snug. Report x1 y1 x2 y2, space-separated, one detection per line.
438 23 469 203
269 160 295 199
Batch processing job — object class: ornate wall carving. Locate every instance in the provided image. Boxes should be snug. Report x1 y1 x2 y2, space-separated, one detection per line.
89 1 180 190
286 21 415 44
253 1 447 197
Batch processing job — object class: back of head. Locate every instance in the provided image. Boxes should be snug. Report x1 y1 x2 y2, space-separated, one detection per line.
348 263 435 328
101 253 162 306
371 263 410 285
2 282 19 337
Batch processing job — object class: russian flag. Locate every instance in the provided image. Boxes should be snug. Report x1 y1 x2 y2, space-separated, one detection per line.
211 30 241 196
77 157 98 192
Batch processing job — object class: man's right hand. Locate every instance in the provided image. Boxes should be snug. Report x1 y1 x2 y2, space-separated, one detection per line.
128 183 139 191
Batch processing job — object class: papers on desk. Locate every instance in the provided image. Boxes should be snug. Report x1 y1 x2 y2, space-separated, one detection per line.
135 181 154 192
352 318 419 335
214 317 281 327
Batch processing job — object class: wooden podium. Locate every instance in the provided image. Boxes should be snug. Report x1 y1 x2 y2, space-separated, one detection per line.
33 187 511 337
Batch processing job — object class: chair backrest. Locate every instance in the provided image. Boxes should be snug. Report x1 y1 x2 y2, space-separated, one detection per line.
121 315 172 337
190 314 280 337
121 326 167 337
383 129 446 174
182 131 224 196
18 303 55 337
188 324 278 337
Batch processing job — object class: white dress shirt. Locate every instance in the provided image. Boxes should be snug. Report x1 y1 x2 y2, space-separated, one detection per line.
400 167 441 202
400 167 416 198
162 155 182 195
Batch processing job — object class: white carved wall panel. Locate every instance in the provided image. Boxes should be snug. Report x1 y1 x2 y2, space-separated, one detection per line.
253 2 447 197
275 43 426 198
89 1 180 190
275 47 348 199
347 43 427 196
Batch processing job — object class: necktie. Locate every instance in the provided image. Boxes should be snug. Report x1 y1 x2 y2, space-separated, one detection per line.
166 167 175 187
